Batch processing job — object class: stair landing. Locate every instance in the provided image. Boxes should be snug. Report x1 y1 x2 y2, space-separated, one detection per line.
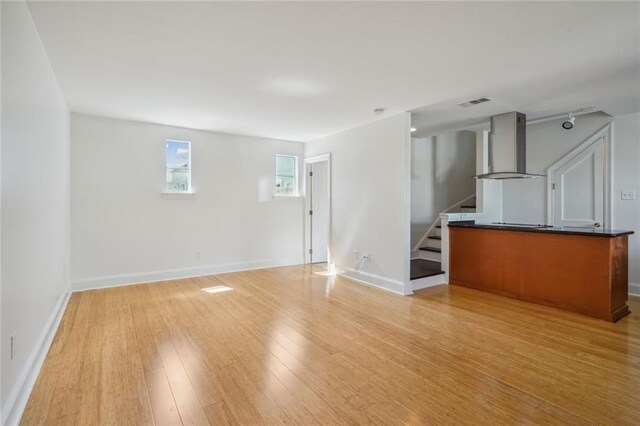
410 259 444 280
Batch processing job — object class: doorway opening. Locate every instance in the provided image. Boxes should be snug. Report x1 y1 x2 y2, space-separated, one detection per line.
304 154 331 265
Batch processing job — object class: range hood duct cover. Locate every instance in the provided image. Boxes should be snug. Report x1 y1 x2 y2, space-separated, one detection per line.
474 111 545 179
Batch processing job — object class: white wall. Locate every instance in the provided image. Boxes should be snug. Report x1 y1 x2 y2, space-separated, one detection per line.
502 112 613 224
71 114 305 289
304 113 412 294
0 1 4 413
475 130 503 223
411 130 476 246
1 1 70 421
611 113 640 287
502 111 640 285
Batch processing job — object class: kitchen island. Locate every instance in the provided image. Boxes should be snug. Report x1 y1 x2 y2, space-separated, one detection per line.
448 221 634 322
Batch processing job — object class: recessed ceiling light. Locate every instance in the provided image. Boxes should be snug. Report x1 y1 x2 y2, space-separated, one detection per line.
410 127 417 132
373 108 385 115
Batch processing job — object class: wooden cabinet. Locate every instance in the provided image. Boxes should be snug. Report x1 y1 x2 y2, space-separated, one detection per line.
449 227 629 322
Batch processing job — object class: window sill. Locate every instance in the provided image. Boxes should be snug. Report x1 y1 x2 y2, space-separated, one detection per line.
161 191 196 200
273 194 302 200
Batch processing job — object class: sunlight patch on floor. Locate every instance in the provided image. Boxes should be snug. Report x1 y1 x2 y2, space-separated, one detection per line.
201 285 233 294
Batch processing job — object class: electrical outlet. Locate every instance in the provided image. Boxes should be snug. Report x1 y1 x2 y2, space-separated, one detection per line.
10 332 16 360
195 251 201 261
621 190 636 200
353 250 359 259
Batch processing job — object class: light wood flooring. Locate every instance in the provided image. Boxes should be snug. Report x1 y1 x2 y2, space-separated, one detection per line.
21 265 640 425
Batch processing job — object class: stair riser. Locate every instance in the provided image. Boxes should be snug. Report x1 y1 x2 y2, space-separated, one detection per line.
433 227 441 237
426 239 441 249
412 274 445 291
457 207 476 213
418 250 442 262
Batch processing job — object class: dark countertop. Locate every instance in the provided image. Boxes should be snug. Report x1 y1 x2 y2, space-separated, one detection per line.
448 221 634 237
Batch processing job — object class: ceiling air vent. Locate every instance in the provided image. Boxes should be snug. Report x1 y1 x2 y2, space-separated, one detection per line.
458 97 493 108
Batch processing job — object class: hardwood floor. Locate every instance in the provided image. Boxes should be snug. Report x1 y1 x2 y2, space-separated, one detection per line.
22 265 640 425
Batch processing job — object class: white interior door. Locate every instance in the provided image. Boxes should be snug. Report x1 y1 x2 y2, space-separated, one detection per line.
552 137 605 228
309 161 329 263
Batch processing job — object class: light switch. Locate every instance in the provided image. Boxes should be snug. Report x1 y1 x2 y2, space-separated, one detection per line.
621 190 636 200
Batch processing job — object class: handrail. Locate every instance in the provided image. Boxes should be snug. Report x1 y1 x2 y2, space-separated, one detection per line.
413 193 476 252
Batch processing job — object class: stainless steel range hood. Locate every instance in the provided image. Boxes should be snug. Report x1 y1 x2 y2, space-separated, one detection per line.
474 111 545 179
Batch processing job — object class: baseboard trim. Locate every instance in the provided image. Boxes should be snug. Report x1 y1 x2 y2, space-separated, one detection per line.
1 287 71 426
630 282 640 297
72 258 303 292
412 274 446 291
336 265 408 295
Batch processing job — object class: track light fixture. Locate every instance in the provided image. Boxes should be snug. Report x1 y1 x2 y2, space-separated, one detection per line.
562 113 575 130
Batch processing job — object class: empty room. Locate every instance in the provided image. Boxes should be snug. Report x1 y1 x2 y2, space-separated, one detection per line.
2 1 640 425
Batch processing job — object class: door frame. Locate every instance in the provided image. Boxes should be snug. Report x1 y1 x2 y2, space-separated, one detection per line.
546 123 612 228
304 153 331 265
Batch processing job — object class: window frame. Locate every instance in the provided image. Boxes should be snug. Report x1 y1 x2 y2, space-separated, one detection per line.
164 139 193 194
274 154 299 197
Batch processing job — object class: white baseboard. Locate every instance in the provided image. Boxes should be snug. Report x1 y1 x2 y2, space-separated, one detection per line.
72 258 303 292
1 287 71 426
629 282 640 297
412 274 445 291
335 265 408 295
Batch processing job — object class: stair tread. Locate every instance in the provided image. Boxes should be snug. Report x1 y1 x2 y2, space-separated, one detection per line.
427 236 441 240
410 259 445 280
419 247 441 253
436 225 441 228
460 205 477 208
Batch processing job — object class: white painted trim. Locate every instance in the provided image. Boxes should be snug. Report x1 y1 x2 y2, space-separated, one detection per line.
1 288 71 426
629 282 640 297
303 153 331 265
304 153 331 164
72 259 302 292
546 123 613 228
412 274 445 291
440 214 451 284
403 116 413 295
413 250 441 262
335 265 407 295
272 194 303 200
161 191 196 199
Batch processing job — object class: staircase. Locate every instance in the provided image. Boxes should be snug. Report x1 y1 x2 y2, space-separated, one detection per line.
411 195 476 286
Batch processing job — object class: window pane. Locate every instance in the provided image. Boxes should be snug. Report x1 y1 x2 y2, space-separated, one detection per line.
275 155 297 195
276 176 296 194
166 140 190 192
166 168 189 192
276 155 295 177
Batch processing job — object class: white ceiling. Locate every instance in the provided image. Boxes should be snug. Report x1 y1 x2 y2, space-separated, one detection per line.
27 1 640 142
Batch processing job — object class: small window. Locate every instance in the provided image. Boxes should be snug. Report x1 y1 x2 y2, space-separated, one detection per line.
165 140 191 193
275 155 298 196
